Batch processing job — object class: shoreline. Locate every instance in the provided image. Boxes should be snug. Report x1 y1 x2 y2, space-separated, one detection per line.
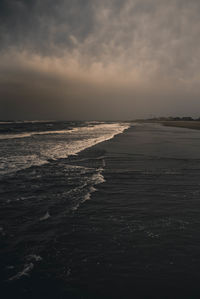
3 123 200 298
137 120 200 130
72 123 200 298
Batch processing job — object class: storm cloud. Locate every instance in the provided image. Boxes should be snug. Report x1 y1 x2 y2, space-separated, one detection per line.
1 0 200 120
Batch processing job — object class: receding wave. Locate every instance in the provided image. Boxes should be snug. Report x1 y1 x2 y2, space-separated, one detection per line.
0 129 75 140
41 123 130 160
0 123 130 175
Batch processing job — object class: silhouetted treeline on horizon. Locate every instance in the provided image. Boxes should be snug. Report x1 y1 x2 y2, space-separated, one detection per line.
137 116 200 122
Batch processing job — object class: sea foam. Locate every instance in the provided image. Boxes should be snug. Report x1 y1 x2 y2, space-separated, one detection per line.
0 123 130 176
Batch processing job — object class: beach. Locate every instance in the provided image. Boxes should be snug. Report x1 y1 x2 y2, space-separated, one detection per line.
2 122 200 298
142 120 200 131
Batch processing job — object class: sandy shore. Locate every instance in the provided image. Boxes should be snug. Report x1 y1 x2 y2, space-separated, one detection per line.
139 120 200 130
161 120 200 130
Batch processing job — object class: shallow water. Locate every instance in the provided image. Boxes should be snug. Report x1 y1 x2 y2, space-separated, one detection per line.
0 121 128 175
1 122 200 298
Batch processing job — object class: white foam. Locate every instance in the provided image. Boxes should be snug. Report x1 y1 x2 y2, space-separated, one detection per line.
71 204 79 211
8 253 43 281
83 193 91 201
0 123 129 141
90 186 97 192
83 186 98 201
0 128 75 140
73 167 106 211
91 172 105 184
0 154 47 175
9 263 34 281
26 254 43 262
0 123 130 175
39 211 50 221
41 123 130 161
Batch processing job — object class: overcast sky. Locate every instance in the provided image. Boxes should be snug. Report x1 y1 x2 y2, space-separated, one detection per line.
1 0 200 120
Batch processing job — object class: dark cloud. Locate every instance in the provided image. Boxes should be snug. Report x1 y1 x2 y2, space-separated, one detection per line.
0 0 96 54
1 0 200 119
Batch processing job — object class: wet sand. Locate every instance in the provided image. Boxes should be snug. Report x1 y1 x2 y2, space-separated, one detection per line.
161 120 200 130
69 122 200 298
143 120 200 130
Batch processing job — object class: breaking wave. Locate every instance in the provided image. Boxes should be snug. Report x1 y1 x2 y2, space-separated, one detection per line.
0 122 130 175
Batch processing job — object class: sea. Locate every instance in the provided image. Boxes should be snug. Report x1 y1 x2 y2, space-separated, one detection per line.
1 121 200 298
0 120 130 298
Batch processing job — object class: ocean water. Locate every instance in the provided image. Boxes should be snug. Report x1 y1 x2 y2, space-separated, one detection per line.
0 121 129 175
2 121 200 298
0 121 129 297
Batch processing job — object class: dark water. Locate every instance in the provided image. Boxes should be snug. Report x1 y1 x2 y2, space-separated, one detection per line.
1 122 200 298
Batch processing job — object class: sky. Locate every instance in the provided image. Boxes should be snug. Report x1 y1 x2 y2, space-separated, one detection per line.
1 0 200 120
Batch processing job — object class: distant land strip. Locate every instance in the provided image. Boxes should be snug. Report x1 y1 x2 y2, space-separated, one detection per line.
136 119 200 130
